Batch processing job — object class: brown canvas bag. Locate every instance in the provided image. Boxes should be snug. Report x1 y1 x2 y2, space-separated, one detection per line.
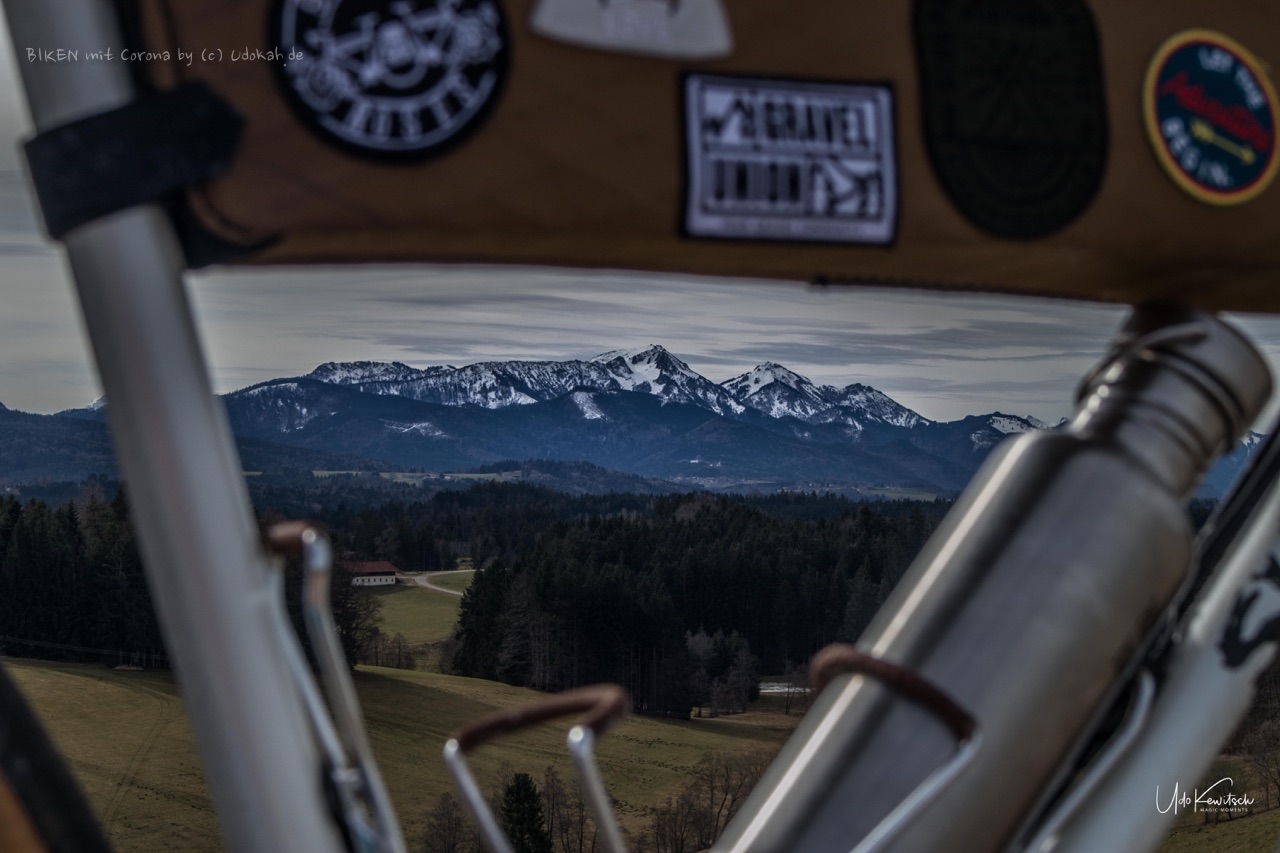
126 0 1280 311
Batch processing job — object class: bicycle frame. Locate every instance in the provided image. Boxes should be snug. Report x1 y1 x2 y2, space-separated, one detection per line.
2 3 347 851
1036 428 1280 852
6 3 1280 853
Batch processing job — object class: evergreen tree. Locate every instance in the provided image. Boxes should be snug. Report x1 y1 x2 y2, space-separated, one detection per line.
500 772 553 853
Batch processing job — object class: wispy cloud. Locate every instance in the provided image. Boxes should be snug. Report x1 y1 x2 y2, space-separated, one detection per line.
2 13 1279 425
174 267 1133 422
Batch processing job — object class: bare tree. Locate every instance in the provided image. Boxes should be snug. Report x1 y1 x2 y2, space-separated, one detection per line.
649 750 773 851
421 792 480 853
781 659 810 716
388 631 417 669
686 630 713 717
1246 719 1280 809
542 765 597 853
651 790 700 853
686 751 772 847
361 628 388 667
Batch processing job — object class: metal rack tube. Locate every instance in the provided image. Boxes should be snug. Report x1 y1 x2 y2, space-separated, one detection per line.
1 3 346 850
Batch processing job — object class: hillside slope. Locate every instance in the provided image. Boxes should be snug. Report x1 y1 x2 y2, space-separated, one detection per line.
7 659 796 850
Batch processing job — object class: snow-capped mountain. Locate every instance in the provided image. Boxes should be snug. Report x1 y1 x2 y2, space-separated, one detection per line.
987 413 1050 434
830 384 931 429
33 343 1261 496
303 346 935 432
31 340 1267 498
968 413 1056 450
722 365 933 431
593 346 744 416
722 363 832 421
198 348 1069 490
306 358 622 410
310 361 430 385
303 346 748 416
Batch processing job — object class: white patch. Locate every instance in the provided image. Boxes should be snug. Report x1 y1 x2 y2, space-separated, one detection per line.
530 0 732 59
684 75 897 244
989 415 1047 435
571 391 608 421
970 430 995 450
989 416 1027 434
382 420 447 438
244 382 299 397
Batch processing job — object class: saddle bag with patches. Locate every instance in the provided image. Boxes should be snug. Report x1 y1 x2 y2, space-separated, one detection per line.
97 0 1280 311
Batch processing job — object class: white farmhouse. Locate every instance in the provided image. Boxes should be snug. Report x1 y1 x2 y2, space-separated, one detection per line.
350 561 398 587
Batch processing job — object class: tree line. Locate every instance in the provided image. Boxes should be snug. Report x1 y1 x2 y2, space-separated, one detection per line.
0 478 663 670
0 480 947 704
0 486 386 670
449 493 948 716
0 486 163 666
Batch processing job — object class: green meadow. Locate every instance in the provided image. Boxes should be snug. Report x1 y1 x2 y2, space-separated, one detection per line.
13 654 1276 852
426 570 475 594
14 576 1262 851
6 576 797 850
7 659 796 851
369 582 462 645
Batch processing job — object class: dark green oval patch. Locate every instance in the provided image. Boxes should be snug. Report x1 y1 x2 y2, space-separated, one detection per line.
915 0 1108 239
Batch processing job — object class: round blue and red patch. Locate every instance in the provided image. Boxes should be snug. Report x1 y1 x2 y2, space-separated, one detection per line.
1144 30 1279 205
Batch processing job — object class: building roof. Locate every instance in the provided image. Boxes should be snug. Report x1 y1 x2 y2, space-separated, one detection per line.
350 561 399 575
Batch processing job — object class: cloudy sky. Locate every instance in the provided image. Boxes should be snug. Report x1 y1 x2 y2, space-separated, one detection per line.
1 18 1279 425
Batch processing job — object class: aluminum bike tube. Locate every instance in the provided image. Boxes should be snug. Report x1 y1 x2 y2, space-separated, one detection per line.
712 305 1271 853
1041 434 1280 853
0 3 347 850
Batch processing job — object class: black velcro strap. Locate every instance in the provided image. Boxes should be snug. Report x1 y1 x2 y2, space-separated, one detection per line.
24 81 243 239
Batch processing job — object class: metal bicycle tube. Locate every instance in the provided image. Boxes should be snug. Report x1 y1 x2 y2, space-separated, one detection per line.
1 3 347 851
713 306 1271 853
1045 463 1280 853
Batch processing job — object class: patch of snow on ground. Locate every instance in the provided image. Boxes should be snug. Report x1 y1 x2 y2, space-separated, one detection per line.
971 430 996 450
571 392 607 421
990 415 1037 434
382 420 447 438
243 382 298 396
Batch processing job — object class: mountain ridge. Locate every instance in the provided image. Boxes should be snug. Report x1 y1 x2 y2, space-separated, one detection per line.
282 345 985 433
31 346 1254 496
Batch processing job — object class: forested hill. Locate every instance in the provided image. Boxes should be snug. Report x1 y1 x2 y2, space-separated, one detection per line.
0 488 162 665
0 476 1218 720
450 493 950 717
256 481 897 572
0 481 943 676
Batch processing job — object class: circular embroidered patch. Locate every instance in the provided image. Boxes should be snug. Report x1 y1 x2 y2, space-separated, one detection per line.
271 0 509 162
1144 30 1279 205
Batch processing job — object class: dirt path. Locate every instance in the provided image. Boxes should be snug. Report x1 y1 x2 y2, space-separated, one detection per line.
408 569 473 597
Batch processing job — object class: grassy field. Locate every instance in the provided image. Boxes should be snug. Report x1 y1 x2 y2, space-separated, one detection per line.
369 582 461 645
5 661 217 852
7 659 798 851
19 638 1267 852
1157 757 1280 852
427 570 475 594
1161 808 1280 852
